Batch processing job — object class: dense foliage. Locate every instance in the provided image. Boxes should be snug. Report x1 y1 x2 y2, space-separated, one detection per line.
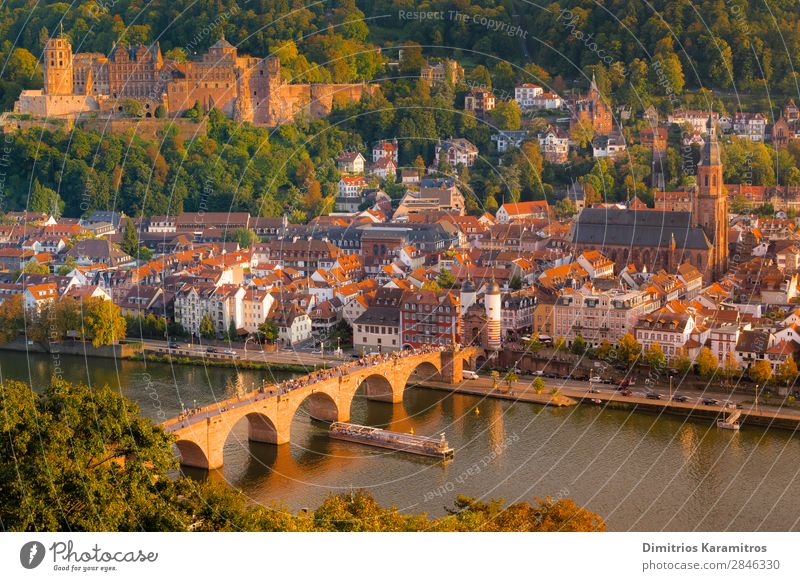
0 378 605 531
0 295 126 347
0 111 361 218
363 0 800 95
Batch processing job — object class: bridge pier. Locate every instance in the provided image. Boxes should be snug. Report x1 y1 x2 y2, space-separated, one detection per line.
366 390 404 404
441 349 463 384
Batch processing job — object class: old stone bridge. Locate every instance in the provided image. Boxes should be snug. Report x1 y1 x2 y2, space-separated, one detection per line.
163 347 480 469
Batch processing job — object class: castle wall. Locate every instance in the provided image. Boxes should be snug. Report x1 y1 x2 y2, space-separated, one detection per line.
79 117 207 141
168 79 238 116
14 90 99 117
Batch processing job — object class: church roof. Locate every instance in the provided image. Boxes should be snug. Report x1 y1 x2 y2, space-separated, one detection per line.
571 208 711 250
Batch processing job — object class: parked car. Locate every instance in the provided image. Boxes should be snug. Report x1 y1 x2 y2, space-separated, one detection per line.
620 389 633 397
223 349 236 356
702 398 719 406
589 376 602 383
646 392 662 400
532 370 544 376
589 388 601 393
463 370 479 380
206 347 218 353
672 395 690 402
168 340 179 349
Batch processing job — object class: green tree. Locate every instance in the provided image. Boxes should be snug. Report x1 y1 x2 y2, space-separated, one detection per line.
509 275 523 290
199 315 215 339
555 199 577 218
399 43 425 74
505 370 518 390
645 342 666 370
571 334 587 355
29 179 64 217
22 261 49 275
531 376 546 393
83 298 126 347
490 101 522 130
514 141 544 196
5 48 41 84
729 194 751 214
121 98 145 118
526 335 544 353
121 219 139 257
225 228 258 248
491 61 517 94
436 268 456 289
57 256 78 276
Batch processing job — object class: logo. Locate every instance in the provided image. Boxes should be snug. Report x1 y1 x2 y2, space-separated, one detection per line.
20 541 46 569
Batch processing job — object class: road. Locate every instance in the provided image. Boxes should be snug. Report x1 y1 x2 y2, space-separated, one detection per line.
454 373 800 418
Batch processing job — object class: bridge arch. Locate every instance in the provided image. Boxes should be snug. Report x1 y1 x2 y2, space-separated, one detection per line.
295 390 343 423
175 439 210 470
402 359 442 389
359 373 396 402
244 411 280 444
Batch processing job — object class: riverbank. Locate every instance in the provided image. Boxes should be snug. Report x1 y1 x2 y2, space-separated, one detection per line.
131 352 332 374
415 380 577 407
415 376 800 434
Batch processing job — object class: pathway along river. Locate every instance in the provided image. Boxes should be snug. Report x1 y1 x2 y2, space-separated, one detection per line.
5 351 800 531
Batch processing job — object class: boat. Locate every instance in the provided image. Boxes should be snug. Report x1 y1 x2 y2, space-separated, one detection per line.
591 398 603 405
329 422 454 459
717 410 741 431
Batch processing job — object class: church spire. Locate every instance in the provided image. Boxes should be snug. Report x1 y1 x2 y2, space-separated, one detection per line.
701 114 721 166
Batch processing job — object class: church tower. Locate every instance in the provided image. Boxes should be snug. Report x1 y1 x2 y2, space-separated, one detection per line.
693 116 728 281
43 27 73 96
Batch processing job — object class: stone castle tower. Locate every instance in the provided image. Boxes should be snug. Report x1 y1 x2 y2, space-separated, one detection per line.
693 116 729 281
233 66 254 123
43 28 73 95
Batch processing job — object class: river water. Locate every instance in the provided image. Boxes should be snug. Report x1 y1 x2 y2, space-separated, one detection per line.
4 351 800 531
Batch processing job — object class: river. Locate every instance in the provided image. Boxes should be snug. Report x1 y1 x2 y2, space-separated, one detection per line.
4 350 799 531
